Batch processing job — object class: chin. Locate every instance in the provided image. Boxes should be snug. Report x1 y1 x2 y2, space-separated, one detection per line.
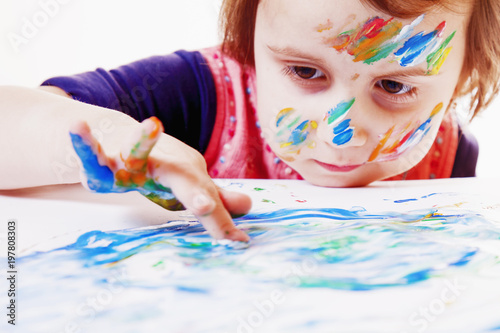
295 161 401 188
300 170 376 188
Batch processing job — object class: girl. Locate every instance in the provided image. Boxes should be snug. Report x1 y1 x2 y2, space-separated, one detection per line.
1 0 499 242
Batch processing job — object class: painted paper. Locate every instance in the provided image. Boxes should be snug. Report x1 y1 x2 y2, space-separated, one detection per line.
6 179 500 332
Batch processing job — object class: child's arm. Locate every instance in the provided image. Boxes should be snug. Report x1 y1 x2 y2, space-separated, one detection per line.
0 86 251 241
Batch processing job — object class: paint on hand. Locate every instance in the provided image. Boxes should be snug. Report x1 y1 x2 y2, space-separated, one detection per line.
69 133 115 193
320 15 455 74
276 108 317 154
368 103 444 162
70 117 182 210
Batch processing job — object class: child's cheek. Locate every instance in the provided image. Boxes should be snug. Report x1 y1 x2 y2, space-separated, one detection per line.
368 103 444 163
273 107 317 158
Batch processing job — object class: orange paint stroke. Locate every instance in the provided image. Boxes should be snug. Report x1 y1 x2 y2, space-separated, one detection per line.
348 21 402 62
115 168 147 188
148 116 163 139
125 156 147 172
430 102 443 117
368 125 395 162
380 121 413 154
316 19 333 32
115 169 132 187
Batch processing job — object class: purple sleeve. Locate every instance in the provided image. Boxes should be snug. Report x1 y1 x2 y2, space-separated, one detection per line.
451 127 479 177
41 50 217 153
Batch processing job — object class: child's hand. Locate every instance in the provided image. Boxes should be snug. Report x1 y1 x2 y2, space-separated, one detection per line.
69 117 251 242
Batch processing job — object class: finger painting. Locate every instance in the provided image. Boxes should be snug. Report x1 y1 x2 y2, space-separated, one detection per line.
11 180 500 332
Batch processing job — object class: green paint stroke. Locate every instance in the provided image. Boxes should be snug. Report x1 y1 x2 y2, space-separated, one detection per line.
326 98 355 125
262 199 276 204
426 31 456 74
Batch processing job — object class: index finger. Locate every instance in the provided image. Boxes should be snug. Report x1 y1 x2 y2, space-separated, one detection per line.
168 176 250 242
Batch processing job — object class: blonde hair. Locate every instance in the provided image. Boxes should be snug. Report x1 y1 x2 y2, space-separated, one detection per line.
220 0 500 118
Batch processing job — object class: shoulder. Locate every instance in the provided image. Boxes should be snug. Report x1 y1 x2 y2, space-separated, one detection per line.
451 124 479 177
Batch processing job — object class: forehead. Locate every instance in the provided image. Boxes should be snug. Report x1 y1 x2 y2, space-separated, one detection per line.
259 0 468 27
257 0 469 72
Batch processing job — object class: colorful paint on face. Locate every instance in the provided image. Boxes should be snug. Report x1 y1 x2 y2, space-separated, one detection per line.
394 22 456 75
368 103 444 162
325 98 355 146
325 98 355 125
330 16 403 64
332 119 354 146
320 15 455 74
425 31 456 75
315 19 333 32
276 108 317 154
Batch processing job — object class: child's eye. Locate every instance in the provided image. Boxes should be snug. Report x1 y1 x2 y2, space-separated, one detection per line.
285 66 326 80
373 79 419 108
376 80 413 95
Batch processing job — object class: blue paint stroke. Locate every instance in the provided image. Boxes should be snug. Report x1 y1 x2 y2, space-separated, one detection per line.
333 129 354 146
333 119 351 135
288 120 311 146
386 193 443 203
70 133 114 192
394 29 440 66
394 198 418 203
332 119 354 146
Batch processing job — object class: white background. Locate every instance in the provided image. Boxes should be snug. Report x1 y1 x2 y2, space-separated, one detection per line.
1 0 498 178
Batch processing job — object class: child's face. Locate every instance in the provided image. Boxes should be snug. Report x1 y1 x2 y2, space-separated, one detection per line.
254 0 469 187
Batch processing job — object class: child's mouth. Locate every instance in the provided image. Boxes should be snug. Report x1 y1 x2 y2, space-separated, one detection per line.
314 160 363 172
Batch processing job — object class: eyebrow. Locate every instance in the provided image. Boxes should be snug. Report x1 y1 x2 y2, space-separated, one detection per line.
375 67 437 79
267 44 327 65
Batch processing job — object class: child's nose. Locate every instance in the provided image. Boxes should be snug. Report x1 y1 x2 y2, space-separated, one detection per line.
316 101 368 148
317 120 368 148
